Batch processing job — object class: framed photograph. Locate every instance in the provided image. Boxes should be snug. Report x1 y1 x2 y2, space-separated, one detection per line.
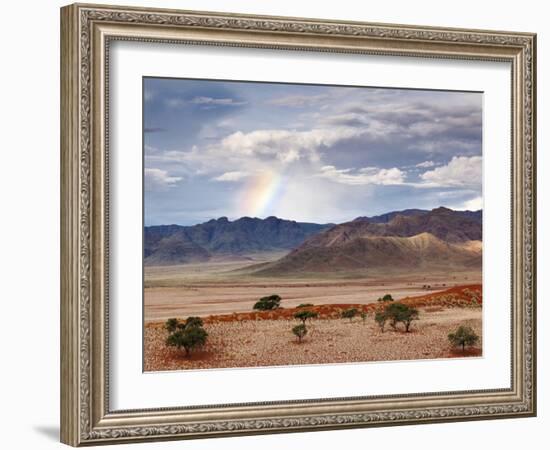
60 3 536 446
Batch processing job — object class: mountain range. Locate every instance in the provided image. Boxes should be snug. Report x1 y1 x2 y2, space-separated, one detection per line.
144 207 482 272
250 207 482 276
144 216 331 265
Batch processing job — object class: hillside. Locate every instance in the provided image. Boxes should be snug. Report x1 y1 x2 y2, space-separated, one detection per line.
144 216 331 265
311 207 481 247
247 207 482 276
251 232 481 276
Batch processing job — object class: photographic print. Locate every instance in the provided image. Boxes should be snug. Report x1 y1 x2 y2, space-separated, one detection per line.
143 77 483 372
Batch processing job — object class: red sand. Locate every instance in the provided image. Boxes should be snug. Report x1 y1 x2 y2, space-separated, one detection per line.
147 284 482 328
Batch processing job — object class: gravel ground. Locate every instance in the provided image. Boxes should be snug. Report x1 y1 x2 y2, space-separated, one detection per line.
144 307 482 371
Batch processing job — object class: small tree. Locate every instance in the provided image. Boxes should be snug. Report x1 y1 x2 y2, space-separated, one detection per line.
253 294 281 311
341 308 358 322
166 326 208 356
297 303 314 308
165 318 179 333
378 294 394 302
292 324 308 343
294 310 318 324
384 302 419 332
401 307 419 332
184 316 204 328
360 311 368 324
165 317 208 357
375 311 387 332
448 326 479 352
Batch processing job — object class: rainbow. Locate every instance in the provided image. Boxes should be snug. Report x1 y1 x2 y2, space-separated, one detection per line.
238 171 286 217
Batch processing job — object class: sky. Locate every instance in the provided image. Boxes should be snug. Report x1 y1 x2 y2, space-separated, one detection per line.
144 77 482 226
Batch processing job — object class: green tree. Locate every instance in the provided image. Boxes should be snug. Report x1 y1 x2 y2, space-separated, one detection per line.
360 311 368 324
292 324 308 343
378 294 394 302
253 294 282 311
294 310 318 324
297 303 314 308
384 303 419 332
165 317 209 357
375 311 387 332
184 316 204 328
166 326 208 356
341 308 358 322
165 318 179 333
448 326 479 352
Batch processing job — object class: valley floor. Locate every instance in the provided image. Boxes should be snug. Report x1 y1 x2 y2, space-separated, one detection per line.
144 262 481 321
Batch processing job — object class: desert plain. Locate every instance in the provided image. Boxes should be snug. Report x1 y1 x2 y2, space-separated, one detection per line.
144 258 482 371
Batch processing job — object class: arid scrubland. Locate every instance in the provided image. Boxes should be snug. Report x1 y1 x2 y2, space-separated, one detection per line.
144 284 482 371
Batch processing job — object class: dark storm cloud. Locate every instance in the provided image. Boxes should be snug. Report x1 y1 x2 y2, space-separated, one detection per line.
315 92 482 173
143 77 249 150
322 100 481 141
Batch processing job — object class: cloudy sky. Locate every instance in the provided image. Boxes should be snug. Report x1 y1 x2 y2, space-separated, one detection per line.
144 77 482 226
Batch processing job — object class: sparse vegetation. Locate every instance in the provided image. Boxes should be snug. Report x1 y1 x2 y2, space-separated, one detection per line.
375 311 387 332
294 310 318 324
292 324 308 343
297 303 314 308
253 294 282 311
147 285 483 371
165 317 208 357
341 308 358 322
384 302 419 332
375 303 419 333
448 325 479 352
360 311 368 324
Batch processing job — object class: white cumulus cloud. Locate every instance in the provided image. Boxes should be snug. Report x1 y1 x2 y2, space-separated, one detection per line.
144 168 182 190
455 196 483 211
212 171 250 182
219 127 363 164
319 165 406 186
420 155 481 187
415 160 436 168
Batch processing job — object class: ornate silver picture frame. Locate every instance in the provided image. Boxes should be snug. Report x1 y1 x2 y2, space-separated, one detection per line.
60 3 536 446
